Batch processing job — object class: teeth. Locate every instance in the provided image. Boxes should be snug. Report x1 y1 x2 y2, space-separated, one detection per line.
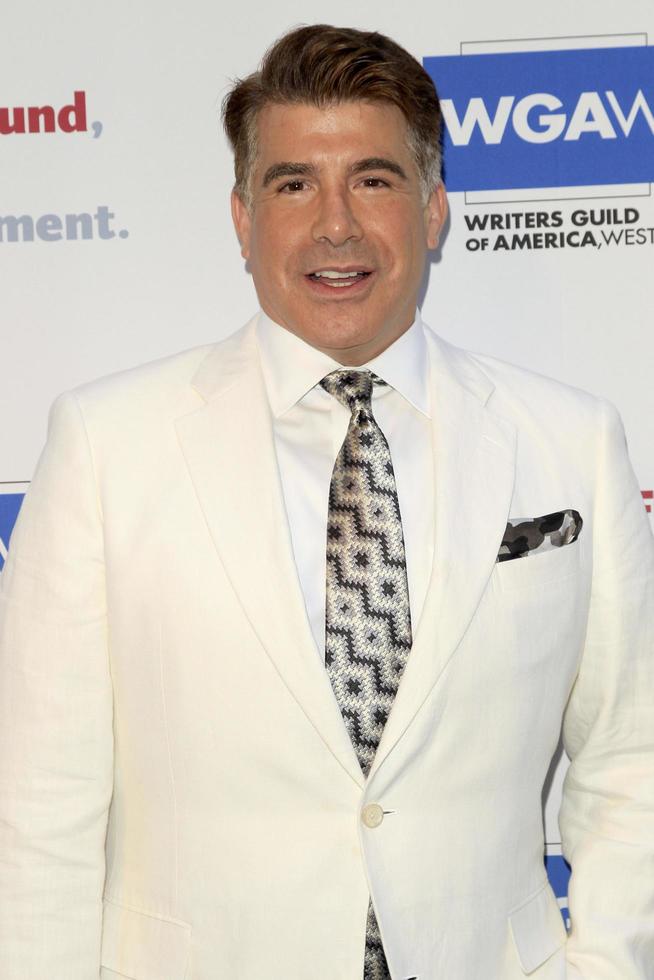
313 270 364 279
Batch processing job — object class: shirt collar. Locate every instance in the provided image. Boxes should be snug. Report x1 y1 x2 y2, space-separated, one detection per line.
255 308 431 419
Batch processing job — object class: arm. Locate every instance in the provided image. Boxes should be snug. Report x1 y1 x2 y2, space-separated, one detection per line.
0 391 113 977
560 399 654 978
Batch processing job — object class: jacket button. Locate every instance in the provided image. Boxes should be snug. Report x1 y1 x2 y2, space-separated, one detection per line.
361 803 384 828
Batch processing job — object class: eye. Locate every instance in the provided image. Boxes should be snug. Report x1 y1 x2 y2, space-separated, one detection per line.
279 180 308 193
360 177 390 188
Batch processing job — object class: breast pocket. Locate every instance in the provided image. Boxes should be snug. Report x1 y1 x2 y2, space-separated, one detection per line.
100 898 192 979
493 540 582 593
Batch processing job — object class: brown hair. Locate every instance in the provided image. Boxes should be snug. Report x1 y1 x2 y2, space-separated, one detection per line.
222 24 442 209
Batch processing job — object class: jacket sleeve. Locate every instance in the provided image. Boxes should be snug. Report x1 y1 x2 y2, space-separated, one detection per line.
0 391 113 977
560 398 654 978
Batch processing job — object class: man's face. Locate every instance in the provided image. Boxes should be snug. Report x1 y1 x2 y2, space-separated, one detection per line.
231 100 447 365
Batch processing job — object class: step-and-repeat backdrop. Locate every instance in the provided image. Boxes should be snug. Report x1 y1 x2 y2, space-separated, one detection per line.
2 0 653 930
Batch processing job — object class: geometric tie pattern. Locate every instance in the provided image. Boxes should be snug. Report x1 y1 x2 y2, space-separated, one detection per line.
320 368 413 980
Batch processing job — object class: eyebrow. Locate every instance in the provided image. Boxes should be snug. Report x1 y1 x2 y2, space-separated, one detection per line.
262 162 316 187
350 157 407 180
261 156 408 187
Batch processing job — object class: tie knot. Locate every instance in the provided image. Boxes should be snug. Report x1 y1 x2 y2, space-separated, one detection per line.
320 369 385 413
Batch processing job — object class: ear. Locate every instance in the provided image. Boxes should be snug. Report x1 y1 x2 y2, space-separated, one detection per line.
424 182 448 250
231 189 252 260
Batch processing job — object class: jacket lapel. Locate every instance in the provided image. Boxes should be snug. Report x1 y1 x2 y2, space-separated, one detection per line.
369 329 516 779
174 317 364 788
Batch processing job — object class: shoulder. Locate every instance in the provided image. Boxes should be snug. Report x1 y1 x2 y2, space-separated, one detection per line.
423 321 613 429
52 318 256 428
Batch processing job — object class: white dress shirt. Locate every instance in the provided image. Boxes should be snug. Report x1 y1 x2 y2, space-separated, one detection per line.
255 309 434 659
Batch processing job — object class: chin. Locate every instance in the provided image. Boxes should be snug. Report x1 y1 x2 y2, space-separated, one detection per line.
302 317 378 350
304 327 377 351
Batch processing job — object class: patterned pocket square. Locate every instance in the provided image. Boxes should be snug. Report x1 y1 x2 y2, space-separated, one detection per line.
497 509 583 562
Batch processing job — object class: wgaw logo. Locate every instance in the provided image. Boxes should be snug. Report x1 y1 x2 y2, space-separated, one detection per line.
424 44 654 192
0 485 27 572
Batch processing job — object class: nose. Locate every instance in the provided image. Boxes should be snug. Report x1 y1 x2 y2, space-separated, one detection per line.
311 185 363 247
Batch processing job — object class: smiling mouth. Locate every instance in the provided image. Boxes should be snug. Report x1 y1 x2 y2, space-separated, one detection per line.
306 269 372 288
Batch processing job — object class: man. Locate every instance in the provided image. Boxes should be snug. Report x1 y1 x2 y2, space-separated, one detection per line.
0 23 652 980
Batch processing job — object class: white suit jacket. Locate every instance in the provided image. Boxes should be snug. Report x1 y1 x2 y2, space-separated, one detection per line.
1 314 653 980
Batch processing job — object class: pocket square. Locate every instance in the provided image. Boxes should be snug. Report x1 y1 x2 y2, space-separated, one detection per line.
497 509 583 562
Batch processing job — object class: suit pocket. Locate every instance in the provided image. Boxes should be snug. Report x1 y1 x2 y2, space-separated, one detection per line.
509 881 567 974
493 538 581 592
100 897 192 979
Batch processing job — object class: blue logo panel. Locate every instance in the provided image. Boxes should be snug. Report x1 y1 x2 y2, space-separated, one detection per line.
0 493 25 571
545 854 571 929
423 46 654 191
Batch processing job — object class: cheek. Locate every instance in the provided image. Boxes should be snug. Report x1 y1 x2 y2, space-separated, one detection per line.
252 220 302 277
370 202 423 249
373 219 422 280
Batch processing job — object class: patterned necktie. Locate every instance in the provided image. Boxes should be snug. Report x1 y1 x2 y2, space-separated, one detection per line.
320 368 413 980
